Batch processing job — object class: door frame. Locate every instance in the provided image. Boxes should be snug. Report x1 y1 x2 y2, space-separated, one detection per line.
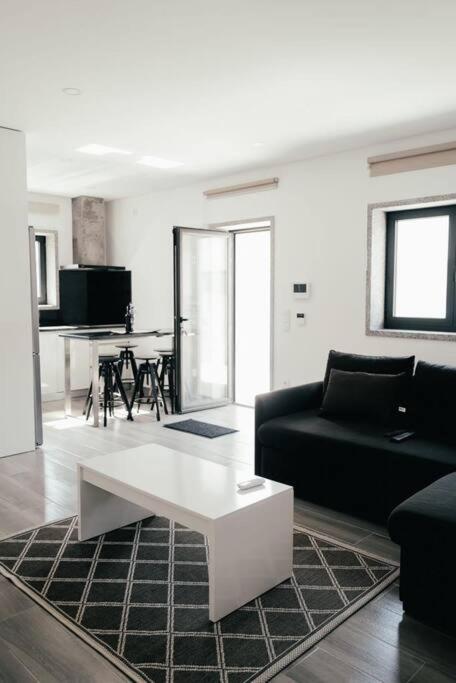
173 226 233 414
210 217 275 404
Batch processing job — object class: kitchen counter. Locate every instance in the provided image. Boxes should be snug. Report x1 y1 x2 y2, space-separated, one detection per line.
39 324 124 332
59 329 161 341
60 328 173 427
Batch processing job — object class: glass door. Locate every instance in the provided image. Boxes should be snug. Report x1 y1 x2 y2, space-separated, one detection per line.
173 227 232 413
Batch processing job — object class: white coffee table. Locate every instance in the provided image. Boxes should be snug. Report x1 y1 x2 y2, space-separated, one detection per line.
77 444 293 622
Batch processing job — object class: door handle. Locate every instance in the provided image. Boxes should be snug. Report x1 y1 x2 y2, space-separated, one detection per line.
179 317 188 323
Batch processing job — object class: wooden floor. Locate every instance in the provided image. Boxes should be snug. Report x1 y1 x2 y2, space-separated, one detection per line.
0 399 455 682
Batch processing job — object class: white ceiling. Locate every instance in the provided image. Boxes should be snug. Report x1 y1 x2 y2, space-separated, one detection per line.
2 0 456 200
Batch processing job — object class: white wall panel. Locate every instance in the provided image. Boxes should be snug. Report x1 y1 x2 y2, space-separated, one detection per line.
0 128 35 455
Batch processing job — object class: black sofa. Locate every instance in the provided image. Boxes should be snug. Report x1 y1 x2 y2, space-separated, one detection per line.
255 351 456 524
388 473 456 634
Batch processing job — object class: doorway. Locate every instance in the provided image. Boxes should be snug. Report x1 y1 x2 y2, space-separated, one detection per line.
173 219 273 413
233 226 272 406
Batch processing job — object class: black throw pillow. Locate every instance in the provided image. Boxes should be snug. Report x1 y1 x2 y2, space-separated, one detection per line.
319 369 407 424
322 350 415 395
411 361 456 443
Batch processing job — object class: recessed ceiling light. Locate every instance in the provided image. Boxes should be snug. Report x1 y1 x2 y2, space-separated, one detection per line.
137 156 184 169
76 144 131 156
62 87 82 96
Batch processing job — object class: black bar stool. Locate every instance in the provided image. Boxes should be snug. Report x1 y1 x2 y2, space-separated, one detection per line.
156 350 176 414
130 356 167 421
116 344 138 384
84 355 133 427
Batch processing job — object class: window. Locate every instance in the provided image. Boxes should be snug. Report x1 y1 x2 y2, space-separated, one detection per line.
35 234 48 305
385 205 456 332
31 229 59 309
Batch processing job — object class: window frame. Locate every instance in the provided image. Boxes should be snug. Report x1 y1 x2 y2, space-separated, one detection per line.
35 234 48 306
384 205 456 332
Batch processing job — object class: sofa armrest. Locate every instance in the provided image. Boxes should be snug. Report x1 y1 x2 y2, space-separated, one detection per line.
254 381 323 474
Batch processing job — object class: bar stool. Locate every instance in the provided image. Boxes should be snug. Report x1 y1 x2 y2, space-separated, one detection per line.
156 350 176 414
84 355 133 427
130 356 167 421
116 344 138 385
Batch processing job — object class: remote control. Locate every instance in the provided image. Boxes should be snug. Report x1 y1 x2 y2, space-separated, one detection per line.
390 431 415 443
237 477 265 491
385 429 404 438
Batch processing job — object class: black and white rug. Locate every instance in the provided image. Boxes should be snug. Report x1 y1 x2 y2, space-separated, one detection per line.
0 516 398 683
164 419 238 438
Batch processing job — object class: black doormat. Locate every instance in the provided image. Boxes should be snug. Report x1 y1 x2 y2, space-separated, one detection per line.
164 419 238 438
0 517 398 683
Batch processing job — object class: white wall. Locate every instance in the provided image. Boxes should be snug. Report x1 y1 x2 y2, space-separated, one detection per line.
28 192 72 266
0 128 35 456
107 126 456 389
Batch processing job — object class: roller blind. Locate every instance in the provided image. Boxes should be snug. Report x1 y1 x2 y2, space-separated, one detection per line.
204 177 279 197
368 141 456 177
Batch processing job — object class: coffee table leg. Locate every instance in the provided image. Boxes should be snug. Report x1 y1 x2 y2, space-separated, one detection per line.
207 488 293 622
77 466 152 541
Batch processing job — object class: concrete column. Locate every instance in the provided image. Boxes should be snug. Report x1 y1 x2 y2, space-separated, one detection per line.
72 196 106 265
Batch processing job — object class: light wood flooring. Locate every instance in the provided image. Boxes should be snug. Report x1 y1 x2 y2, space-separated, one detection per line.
0 399 455 682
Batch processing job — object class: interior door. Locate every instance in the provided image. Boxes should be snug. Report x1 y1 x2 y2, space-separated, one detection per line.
173 227 232 413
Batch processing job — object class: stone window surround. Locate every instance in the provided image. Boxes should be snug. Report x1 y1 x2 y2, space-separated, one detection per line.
366 192 456 342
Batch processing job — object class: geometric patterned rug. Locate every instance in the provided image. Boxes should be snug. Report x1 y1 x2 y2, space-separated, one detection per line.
0 516 398 683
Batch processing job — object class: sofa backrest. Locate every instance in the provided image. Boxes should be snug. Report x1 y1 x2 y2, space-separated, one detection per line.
412 361 456 442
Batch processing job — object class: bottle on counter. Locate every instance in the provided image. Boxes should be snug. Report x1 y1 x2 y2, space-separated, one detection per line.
125 302 135 333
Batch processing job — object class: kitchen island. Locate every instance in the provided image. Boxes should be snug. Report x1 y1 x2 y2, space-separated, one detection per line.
60 329 171 427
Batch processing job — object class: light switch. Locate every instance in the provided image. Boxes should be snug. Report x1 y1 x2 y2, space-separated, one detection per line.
293 283 310 299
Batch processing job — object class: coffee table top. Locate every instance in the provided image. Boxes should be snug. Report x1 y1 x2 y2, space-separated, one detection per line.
80 444 291 521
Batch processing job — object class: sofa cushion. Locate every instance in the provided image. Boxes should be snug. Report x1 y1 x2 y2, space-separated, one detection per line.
257 410 456 521
258 410 456 492
320 369 406 424
411 361 456 443
388 472 456 545
323 350 415 395
258 410 456 464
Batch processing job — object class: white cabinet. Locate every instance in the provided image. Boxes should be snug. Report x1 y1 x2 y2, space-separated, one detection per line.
39 329 122 401
39 331 59 397
39 331 92 400
56 335 91 394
